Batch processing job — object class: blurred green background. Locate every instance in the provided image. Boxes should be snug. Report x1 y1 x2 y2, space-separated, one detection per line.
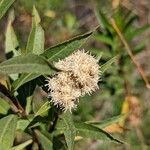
0 0 150 149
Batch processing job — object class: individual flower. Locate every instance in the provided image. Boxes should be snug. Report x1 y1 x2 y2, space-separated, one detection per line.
47 50 100 112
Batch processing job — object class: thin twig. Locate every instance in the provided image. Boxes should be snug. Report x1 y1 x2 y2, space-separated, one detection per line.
110 18 150 89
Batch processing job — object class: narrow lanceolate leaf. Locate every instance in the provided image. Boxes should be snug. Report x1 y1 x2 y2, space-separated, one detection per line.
0 54 54 75
12 31 93 91
133 40 147 54
127 24 150 41
124 12 137 30
0 115 17 148
0 0 15 20
34 101 51 117
57 111 76 150
12 73 40 92
35 130 53 150
94 34 113 46
5 10 20 56
95 9 114 33
12 139 33 150
42 31 93 62
75 122 123 144
87 114 125 129
101 55 118 73
63 112 76 150
26 6 44 55
0 98 10 115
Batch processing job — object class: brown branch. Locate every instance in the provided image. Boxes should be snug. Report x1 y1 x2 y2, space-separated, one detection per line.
110 18 150 89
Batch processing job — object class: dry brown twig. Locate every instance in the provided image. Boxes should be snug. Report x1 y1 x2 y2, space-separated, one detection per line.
110 18 150 89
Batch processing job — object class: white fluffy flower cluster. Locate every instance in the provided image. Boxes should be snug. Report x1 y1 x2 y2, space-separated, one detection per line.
47 50 100 112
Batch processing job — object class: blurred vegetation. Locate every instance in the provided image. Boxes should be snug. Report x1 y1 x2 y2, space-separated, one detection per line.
0 0 150 150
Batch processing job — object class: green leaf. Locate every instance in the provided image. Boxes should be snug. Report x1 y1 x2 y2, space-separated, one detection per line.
26 6 44 55
64 13 76 29
63 112 76 150
0 145 6 150
25 96 32 115
94 34 113 45
35 130 53 150
32 6 40 24
12 139 33 150
0 54 54 75
95 9 114 33
88 114 125 128
12 73 40 92
0 0 15 20
75 122 123 144
113 8 124 30
133 40 146 54
17 115 34 131
17 119 31 131
0 98 10 114
89 48 112 59
32 87 49 115
42 31 93 62
0 115 17 148
5 10 20 56
12 31 93 91
101 55 118 73
124 12 137 30
57 111 76 150
34 101 51 117
126 25 150 41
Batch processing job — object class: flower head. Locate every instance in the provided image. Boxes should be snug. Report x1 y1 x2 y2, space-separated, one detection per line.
55 50 100 94
47 72 81 112
47 50 100 112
